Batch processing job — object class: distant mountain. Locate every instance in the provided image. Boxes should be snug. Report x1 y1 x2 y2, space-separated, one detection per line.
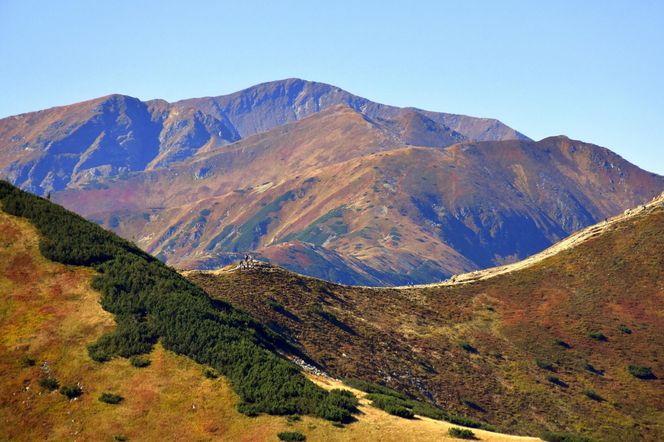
53 105 663 285
1 79 661 285
189 195 664 441
0 78 527 195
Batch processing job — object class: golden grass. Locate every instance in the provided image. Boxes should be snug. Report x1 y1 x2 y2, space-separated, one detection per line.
0 210 538 441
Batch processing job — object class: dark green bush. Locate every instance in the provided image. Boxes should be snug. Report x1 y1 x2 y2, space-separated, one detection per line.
583 363 603 375
536 359 555 371
448 427 476 439
204 368 219 379
583 389 603 401
411 401 447 420
277 432 306 441
447 415 496 432
0 181 356 422
541 430 599 442
130 355 151 368
366 393 414 418
546 376 568 388
588 331 607 342
627 365 655 379
554 339 571 349
618 324 632 334
267 298 284 311
462 399 484 411
99 392 124 404
460 341 478 353
39 377 59 391
364 391 495 430
60 384 83 399
19 355 36 367
236 402 260 417
114 436 129 442
325 389 359 411
385 404 415 418
343 378 407 400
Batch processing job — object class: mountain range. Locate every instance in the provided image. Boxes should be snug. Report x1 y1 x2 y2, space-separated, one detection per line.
3 177 660 441
1 79 662 284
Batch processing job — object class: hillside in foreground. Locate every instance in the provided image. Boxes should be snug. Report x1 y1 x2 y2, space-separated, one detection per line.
189 193 664 441
0 181 536 441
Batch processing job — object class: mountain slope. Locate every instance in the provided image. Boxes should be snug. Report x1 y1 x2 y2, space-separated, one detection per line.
52 107 664 284
0 78 526 195
3 79 661 286
189 194 664 441
0 181 538 442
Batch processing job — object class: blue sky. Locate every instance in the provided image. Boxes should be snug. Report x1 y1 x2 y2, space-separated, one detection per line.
1 0 662 174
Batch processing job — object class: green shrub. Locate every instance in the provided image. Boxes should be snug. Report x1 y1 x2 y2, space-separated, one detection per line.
618 324 632 334
130 356 151 368
267 298 284 311
203 368 219 379
546 376 568 387
364 390 494 430
277 431 306 441
114 436 128 442
460 341 478 353
60 384 83 399
411 401 447 420
39 377 59 391
385 404 415 418
366 393 414 418
541 430 599 442
554 339 571 349
236 402 260 417
583 389 603 401
99 392 124 404
325 389 359 411
447 415 496 432
286 414 301 423
627 365 655 379
536 359 555 371
588 331 607 342
343 378 407 400
0 181 357 422
448 427 476 439
583 363 602 375
19 355 36 367
462 399 484 411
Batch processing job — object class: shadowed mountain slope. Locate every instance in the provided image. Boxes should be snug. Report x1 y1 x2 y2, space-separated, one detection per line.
53 106 664 284
189 194 664 441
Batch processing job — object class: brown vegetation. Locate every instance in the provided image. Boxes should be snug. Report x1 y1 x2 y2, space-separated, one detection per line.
189 202 664 441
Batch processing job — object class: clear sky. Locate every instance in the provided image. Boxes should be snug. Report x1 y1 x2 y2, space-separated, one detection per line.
1 0 662 174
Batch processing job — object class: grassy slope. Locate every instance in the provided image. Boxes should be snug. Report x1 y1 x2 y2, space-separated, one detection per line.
0 205 537 441
189 203 664 441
